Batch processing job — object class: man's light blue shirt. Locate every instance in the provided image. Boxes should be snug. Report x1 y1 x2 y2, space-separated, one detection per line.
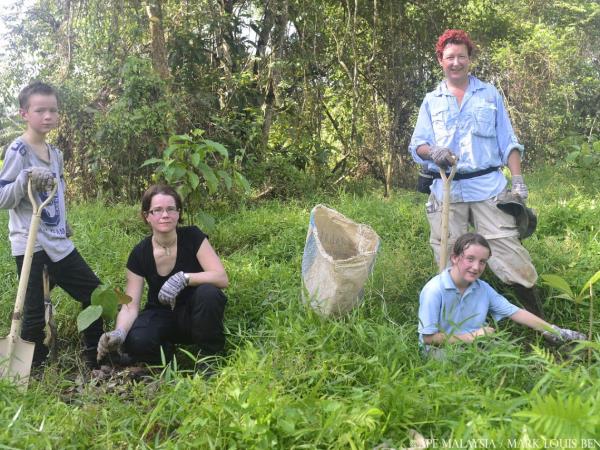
418 269 520 343
409 75 524 203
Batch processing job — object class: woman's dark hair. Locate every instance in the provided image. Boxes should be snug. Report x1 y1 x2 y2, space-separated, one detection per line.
18 81 59 110
452 233 492 258
435 29 475 60
140 184 184 223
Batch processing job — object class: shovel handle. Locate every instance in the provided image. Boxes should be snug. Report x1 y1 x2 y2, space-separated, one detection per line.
27 177 59 214
438 158 458 272
7 177 58 340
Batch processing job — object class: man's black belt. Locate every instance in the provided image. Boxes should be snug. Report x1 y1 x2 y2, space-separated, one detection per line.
427 166 500 180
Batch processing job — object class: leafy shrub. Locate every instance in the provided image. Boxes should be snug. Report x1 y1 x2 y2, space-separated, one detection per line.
561 135 600 169
143 129 250 231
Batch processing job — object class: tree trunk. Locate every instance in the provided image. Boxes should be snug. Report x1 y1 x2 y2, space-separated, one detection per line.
145 0 170 80
261 0 288 149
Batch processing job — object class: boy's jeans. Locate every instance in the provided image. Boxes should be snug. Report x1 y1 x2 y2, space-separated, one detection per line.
15 248 103 367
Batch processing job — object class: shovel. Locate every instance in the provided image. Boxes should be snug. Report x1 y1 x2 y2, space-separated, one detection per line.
438 157 458 272
0 177 58 387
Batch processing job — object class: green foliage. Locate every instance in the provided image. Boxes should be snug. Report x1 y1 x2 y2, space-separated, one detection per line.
562 135 600 169
76 304 103 332
0 165 598 447
77 285 132 332
89 57 176 201
541 269 599 362
143 129 250 229
0 113 22 152
1 0 598 198
517 393 600 440
490 3 600 162
542 270 600 305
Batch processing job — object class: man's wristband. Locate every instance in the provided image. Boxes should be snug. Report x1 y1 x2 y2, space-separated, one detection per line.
183 273 190 286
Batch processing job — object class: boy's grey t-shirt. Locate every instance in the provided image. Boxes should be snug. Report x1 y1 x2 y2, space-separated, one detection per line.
0 136 74 262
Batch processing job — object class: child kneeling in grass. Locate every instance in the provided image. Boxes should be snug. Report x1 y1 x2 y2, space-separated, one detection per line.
418 232 585 352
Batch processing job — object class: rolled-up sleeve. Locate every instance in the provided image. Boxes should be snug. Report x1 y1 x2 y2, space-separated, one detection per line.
494 89 524 165
409 98 435 165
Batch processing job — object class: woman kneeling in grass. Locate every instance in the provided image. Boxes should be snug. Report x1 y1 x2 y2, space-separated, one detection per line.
96 184 228 367
418 232 585 352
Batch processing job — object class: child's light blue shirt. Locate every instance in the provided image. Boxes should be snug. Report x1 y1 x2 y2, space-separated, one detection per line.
409 75 524 203
418 269 520 343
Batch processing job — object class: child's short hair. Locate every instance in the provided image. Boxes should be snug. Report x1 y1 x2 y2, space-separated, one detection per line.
18 81 58 110
452 233 492 258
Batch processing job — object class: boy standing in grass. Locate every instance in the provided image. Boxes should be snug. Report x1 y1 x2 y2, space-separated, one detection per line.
0 81 103 369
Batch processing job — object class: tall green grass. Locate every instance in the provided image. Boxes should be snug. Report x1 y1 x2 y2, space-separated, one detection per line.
0 165 598 448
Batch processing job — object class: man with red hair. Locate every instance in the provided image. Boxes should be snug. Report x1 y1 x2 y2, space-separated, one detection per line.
409 29 543 316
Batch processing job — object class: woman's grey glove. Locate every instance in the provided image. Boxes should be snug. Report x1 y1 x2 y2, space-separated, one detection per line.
511 175 529 200
430 146 456 168
158 271 188 309
542 325 586 345
27 167 56 192
97 328 126 361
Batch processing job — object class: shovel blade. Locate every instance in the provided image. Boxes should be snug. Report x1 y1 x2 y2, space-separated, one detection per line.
0 336 35 388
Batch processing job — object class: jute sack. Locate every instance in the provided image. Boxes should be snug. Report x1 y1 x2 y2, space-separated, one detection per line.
301 204 380 316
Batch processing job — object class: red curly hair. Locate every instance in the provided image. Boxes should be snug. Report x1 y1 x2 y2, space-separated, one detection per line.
435 29 475 60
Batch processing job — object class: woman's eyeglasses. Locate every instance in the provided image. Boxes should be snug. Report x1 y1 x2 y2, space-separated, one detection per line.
148 206 179 216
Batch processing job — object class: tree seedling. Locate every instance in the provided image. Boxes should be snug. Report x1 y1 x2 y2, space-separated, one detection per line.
77 285 132 331
541 269 600 362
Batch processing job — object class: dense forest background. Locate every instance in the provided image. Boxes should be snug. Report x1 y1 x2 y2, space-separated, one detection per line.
1 0 599 202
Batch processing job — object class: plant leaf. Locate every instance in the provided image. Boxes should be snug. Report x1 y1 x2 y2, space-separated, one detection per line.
217 170 232 190
141 157 163 168
169 133 193 144
578 269 600 299
203 139 229 158
91 285 119 322
171 164 187 180
114 287 132 305
77 305 103 332
197 161 218 193
187 171 200 189
540 274 574 298
548 293 578 302
233 171 251 193
190 152 201 168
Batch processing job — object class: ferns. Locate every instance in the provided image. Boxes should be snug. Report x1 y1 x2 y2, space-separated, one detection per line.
517 393 600 439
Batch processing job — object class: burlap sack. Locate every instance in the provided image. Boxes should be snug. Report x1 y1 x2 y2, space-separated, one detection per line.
301 205 380 316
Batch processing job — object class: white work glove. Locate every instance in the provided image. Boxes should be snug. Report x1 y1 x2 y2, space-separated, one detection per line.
97 328 127 362
158 271 188 309
511 175 528 200
27 167 56 192
429 145 456 169
542 325 586 345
